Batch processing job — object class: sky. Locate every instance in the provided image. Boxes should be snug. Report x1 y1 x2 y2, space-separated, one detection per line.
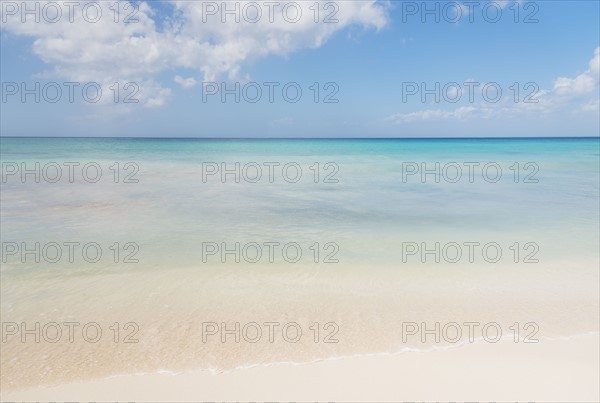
0 0 599 137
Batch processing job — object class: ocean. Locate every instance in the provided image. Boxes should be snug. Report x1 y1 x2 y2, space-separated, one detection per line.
1 137 599 388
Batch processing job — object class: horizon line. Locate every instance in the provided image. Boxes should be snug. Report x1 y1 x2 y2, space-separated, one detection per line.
1 136 599 140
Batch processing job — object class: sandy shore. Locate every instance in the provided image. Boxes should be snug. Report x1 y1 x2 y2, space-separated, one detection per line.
3 333 598 402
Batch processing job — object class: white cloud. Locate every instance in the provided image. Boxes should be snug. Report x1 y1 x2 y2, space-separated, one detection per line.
457 0 523 18
387 47 600 123
387 106 478 123
580 99 600 113
1 1 389 108
553 47 599 97
174 75 198 89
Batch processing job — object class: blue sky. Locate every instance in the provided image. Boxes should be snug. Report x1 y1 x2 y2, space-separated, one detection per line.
1 0 599 137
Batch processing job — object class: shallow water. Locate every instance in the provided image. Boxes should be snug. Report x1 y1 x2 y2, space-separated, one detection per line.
1 137 599 388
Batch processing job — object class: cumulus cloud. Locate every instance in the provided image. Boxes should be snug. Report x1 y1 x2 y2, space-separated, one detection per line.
1 0 389 107
174 75 198 89
387 47 600 123
553 47 599 97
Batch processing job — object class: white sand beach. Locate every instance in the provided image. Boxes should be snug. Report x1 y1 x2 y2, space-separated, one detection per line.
3 333 598 402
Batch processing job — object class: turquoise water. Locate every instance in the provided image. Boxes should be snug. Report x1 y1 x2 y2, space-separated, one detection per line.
1 137 598 272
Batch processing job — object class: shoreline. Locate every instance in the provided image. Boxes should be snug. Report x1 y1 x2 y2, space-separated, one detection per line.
2 262 598 391
3 333 599 402
102 330 600 376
